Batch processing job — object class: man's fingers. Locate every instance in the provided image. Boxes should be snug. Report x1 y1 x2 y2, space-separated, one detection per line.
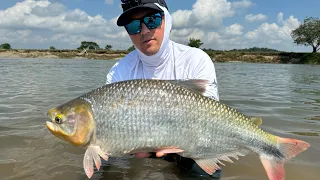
135 153 151 158
134 152 166 158
156 152 166 157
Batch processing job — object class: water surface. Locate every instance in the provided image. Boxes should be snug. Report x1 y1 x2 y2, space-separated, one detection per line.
0 58 319 180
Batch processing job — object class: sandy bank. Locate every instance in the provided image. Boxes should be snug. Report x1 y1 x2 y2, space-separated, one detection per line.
0 49 125 60
0 49 318 64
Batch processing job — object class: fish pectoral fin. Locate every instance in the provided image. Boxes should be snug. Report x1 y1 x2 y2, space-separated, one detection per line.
83 146 109 179
195 158 221 175
156 148 184 154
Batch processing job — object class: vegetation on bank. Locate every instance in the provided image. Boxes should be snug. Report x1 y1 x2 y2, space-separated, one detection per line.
0 43 11 50
1 17 319 64
203 50 320 64
1 48 319 64
291 17 320 53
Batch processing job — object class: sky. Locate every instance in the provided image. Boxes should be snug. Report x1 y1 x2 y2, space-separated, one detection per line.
0 0 319 52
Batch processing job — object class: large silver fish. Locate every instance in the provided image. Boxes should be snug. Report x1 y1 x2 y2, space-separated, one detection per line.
46 79 310 180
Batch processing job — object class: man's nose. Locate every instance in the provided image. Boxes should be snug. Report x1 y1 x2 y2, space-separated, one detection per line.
140 23 150 35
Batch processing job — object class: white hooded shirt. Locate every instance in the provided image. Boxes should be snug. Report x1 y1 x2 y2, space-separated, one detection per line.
106 3 219 100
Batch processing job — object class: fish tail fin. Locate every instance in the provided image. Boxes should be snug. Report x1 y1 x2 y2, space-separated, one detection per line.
277 137 310 161
260 137 310 180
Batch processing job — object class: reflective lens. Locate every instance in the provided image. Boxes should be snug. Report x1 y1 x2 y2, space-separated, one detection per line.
125 12 163 35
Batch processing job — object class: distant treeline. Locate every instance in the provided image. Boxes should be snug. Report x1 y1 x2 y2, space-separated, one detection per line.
1 47 319 64
202 47 280 53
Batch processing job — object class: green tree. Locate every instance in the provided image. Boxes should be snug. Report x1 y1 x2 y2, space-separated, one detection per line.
188 38 203 48
0 43 11 50
50 46 56 50
291 17 320 53
105 44 112 50
77 41 100 50
128 45 135 52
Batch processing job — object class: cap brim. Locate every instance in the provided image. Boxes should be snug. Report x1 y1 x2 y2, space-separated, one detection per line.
117 4 163 26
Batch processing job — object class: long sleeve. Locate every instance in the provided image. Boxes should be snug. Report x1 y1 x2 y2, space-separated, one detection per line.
192 52 219 101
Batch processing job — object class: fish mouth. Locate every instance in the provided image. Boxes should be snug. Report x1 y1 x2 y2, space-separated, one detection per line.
46 120 72 141
46 121 56 132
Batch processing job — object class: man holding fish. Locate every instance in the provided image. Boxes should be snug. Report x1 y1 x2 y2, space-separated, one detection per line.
106 0 221 178
46 0 310 179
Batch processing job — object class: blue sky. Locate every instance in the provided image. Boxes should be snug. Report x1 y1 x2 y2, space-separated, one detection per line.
0 0 319 52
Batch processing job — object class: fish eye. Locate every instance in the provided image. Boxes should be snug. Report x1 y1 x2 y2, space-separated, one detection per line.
55 116 63 124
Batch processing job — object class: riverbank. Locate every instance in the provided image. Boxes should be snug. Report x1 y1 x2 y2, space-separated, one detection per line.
0 49 319 64
0 49 127 60
205 51 320 64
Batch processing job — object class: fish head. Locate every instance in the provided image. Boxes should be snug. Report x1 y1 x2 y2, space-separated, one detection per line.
46 98 95 147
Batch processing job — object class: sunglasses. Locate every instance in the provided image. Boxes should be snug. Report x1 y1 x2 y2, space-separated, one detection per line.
125 12 163 35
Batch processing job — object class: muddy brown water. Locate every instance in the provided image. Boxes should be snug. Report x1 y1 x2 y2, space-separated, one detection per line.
0 58 319 180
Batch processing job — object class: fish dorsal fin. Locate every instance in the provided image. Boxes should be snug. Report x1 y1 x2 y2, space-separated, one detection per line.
250 116 263 126
195 150 249 175
169 79 209 95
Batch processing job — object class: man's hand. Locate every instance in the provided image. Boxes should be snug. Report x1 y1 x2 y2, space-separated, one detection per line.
135 152 166 158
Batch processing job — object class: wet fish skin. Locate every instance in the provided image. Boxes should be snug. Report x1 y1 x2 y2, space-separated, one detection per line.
46 79 310 180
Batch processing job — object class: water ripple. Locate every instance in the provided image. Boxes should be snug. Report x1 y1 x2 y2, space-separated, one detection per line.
0 60 319 180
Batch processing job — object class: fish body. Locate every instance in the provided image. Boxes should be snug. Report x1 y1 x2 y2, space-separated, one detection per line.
46 79 309 180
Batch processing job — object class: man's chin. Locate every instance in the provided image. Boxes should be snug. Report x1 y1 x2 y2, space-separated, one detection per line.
140 47 159 56
143 49 158 56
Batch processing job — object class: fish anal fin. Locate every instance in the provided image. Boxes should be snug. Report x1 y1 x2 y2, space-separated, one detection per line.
219 155 234 163
219 150 249 161
195 150 250 175
83 146 109 179
195 158 221 175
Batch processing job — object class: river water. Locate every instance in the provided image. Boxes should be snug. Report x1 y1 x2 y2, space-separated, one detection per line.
0 58 319 180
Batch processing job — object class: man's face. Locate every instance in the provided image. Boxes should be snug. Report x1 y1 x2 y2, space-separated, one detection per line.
128 9 165 56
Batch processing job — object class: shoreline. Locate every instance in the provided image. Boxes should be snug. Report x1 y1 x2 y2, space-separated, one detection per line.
0 49 319 64
0 49 126 60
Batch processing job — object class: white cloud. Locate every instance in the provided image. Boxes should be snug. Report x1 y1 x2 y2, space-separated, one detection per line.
0 0 307 52
31 2 66 17
104 0 114 5
170 28 205 45
0 29 32 42
172 0 252 29
243 13 301 50
277 12 284 24
245 13 267 22
231 0 253 8
171 10 193 28
224 23 243 35
0 0 130 49
64 9 89 22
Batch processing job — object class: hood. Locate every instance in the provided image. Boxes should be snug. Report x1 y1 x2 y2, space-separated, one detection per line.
134 3 172 69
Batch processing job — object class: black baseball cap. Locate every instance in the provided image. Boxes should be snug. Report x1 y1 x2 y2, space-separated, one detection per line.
117 0 168 26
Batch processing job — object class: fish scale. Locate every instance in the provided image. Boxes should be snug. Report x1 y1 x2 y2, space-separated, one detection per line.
46 79 310 180
81 80 263 157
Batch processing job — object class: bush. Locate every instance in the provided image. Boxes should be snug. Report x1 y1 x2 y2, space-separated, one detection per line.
301 53 320 64
0 43 11 50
